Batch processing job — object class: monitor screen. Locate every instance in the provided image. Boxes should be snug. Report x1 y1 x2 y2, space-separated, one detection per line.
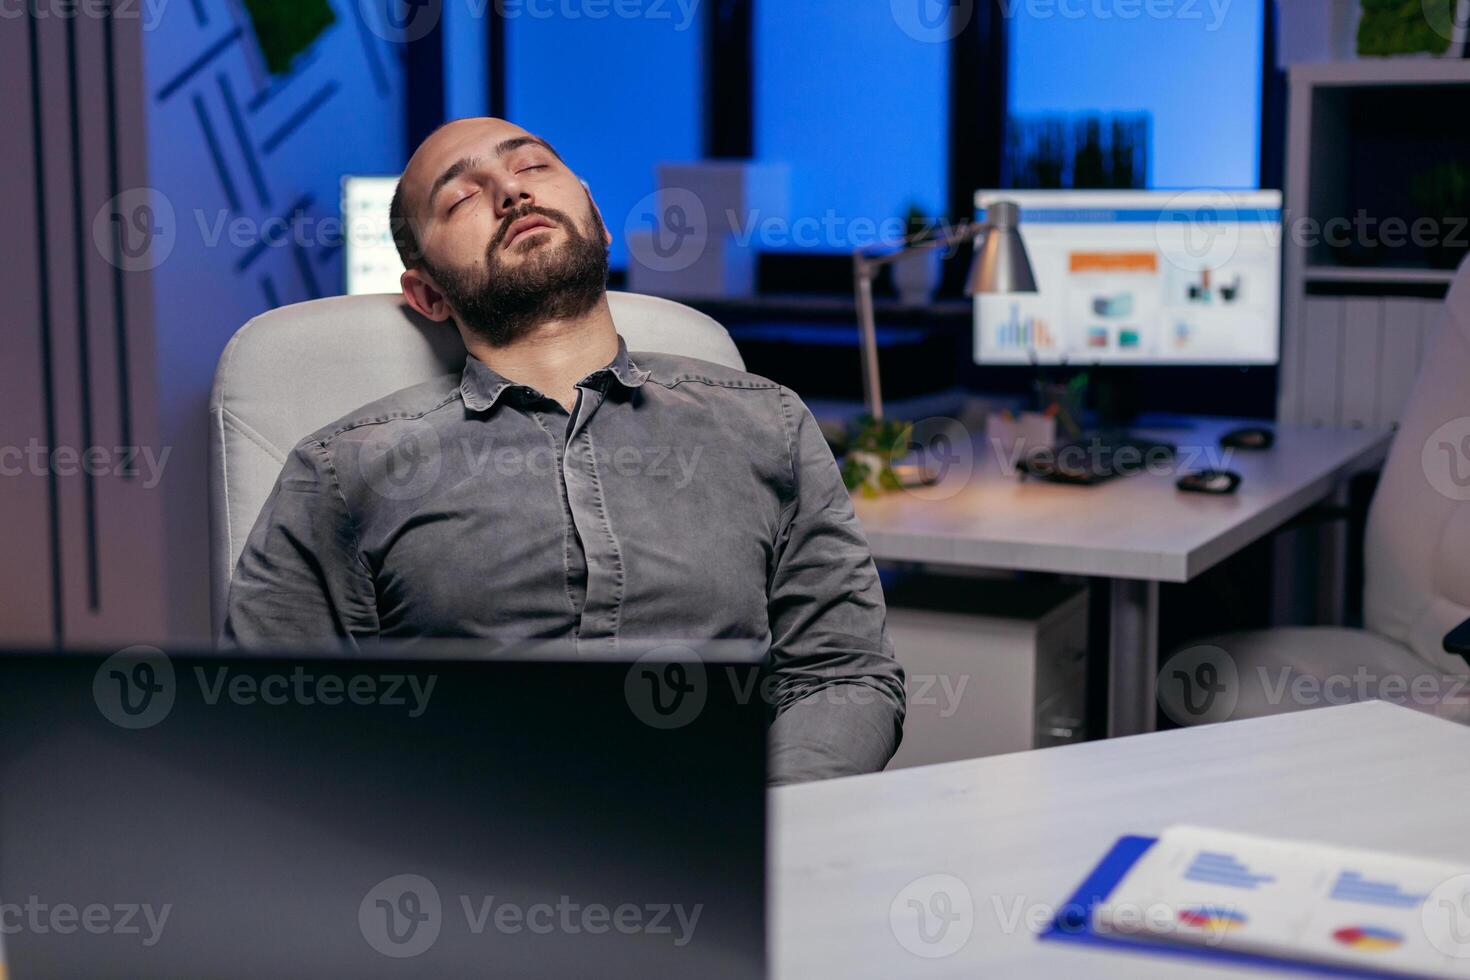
342 175 403 295
972 189 1282 366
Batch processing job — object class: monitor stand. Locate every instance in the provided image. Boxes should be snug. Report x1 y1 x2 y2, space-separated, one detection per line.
1089 365 1143 434
1021 367 1177 485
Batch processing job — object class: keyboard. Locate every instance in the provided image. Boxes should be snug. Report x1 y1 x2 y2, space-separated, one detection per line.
1017 432 1177 485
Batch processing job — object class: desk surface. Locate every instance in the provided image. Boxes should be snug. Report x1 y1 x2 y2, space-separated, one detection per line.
772 702 1470 978
852 418 1390 582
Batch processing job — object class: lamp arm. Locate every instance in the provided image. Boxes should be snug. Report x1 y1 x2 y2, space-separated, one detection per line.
852 219 987 274
853 247 884 422
850 219 987 422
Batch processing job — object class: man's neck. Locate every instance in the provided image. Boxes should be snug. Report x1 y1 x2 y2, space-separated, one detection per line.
462 296 619 412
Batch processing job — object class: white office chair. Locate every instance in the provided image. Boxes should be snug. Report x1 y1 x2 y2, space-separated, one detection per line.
1167 254 1470 721
208 291 744 634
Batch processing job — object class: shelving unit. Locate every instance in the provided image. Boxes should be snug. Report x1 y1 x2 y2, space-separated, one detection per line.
1277 60 1470 430
1302 265 1458 286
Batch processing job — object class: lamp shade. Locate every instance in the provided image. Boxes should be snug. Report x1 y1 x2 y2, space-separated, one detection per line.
967 199 1037 295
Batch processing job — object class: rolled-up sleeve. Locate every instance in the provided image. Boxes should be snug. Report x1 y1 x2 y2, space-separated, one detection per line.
764 389 906 784
222 439 378 648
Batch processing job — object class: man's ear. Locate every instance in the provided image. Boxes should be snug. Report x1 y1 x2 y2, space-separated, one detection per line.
401 267 454 323
585 185 613 247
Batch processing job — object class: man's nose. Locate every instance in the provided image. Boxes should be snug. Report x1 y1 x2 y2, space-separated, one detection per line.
496 179 533 216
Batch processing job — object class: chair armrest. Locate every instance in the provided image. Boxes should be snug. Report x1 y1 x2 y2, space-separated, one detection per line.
1446 616 1470 665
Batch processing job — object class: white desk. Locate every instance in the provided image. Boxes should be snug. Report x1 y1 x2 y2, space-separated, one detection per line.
852 417 1391 735
772 702 1470 978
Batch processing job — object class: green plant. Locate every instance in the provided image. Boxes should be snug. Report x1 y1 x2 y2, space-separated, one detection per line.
1357 0 1454 56
1409 161 1470 268
1410 161 1470 215
902 203 935 245
244 0 337 75
1005 113 1149 190
841 416 913 496
1035 371 1089 438
1072 118 1106 189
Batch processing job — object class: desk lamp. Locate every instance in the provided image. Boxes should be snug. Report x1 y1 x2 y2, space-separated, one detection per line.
851 199 1037 420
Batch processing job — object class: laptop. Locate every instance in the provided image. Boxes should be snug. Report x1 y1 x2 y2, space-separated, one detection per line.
0 642 767 979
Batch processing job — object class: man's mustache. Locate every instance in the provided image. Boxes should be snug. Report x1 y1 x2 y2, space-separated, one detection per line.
489 205 577 254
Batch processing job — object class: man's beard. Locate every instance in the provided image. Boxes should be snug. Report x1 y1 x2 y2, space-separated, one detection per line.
426 201 609 347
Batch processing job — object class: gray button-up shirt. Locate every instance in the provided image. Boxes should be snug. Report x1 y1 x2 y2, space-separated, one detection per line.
224 337 904 783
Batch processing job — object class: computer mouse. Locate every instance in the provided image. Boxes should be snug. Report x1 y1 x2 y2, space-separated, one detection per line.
1220 426 1274 450
1177 469 1242 494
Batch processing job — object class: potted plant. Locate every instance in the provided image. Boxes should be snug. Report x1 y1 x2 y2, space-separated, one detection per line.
841 416 913 497
890 203 942 307
1357 0 1468 56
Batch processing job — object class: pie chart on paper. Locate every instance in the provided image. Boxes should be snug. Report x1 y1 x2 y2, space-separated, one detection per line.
1331 926 1404 951
1177 907 1248 931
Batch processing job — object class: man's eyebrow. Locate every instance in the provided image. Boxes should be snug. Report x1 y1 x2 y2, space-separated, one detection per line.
494 136 556 159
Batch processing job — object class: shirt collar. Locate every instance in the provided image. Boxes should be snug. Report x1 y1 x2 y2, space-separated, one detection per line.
459 334 650 412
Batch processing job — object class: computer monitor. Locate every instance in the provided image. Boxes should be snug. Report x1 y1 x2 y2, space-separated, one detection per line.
973 189 1282 366
343 175 404 295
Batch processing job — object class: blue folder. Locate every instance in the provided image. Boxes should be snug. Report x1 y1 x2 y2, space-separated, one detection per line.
1038 835 1414 979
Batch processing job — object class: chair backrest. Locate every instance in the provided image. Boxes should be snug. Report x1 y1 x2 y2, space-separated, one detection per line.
1364 253 1470 671
208 291 744 631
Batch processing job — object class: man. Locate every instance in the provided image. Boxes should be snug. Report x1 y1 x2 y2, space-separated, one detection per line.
224 117 904 783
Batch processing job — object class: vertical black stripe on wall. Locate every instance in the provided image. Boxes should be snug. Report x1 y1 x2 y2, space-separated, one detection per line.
487 3 506 119
65 13 101 611
705 0 752 158
28 5 64 643
1258 0 1287 190
944 0 1008 294
403 5 446 160
102 1 134 468
1258 2 1287 432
